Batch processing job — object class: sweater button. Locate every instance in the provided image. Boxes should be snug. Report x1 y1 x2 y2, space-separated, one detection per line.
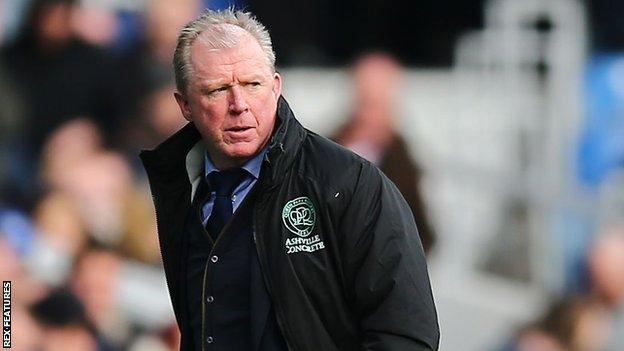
211 255 218 263
207 296 214 303
206 336 213 343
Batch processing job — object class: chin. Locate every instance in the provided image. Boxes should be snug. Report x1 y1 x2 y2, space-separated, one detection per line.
223 143 262 160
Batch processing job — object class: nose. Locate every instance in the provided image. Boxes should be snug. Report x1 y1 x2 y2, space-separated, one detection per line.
228 85 249 115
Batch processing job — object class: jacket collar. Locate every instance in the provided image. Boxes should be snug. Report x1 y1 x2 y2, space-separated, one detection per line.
263 96 306 187
140 96 306 196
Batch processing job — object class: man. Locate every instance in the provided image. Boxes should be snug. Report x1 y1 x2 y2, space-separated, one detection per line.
141 9 439 351
333 51 436 255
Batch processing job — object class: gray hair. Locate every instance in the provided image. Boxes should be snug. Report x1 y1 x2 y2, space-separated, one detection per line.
173 9 276 94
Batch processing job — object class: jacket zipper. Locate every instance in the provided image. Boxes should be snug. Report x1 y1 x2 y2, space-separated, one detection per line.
252 216 295 351
253 157 295 350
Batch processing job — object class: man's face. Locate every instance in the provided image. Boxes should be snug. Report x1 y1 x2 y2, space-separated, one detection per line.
175 31 282 169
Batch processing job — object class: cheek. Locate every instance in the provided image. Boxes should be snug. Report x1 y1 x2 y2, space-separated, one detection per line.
250 90 278 118
191 101 228 138
194 97 227 121
254 105 278 137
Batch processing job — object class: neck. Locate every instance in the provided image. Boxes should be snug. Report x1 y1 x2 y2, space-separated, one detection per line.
206 137 272 171
207 152 248 170
206 146 258 171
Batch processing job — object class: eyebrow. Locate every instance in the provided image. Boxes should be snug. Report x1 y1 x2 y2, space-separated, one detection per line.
238 73 266 81
197 74 267 90
200 77 229 86
196 80 230 92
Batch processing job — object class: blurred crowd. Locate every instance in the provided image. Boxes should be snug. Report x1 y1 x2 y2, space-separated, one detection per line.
0 0 205 349
1 0 624 350
500 224 624 351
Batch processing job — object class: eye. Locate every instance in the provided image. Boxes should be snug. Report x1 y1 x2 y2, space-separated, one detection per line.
202 86 227 97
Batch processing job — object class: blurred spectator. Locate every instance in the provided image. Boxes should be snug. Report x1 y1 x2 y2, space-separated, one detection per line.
10 305 43 351
502 225 624 351
510 328 565 351
37 118 121 246
115 260 175 329
39 118 103 190
71 248 128 347
127 334 171 351
587 225 624 307
0 0 120 199
71 1 118 48
586 225 624 350
0 227 47 349
160 324 182 351
62 151 132 246
27 191 86 286
117 186 161 265
36 119 161 262
504 296 609 351
115 0 199 140
19 119 100 286
141 81 188 144
0 234 47 305
144 0 200 64
333 51 436 254
69 246 174 347
119 77 187 157
33 191 87 256
31 289 116 351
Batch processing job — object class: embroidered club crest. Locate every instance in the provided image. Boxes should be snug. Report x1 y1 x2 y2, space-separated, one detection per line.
282 197 316 237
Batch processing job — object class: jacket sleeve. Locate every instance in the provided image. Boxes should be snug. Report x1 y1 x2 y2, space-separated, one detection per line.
340 162 440 351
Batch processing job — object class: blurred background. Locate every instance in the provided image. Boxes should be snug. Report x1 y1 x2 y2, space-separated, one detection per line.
1 0 624 350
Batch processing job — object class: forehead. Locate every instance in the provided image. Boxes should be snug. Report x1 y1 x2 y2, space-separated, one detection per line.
189 31 270 81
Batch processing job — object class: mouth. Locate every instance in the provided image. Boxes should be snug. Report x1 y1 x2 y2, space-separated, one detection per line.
225 126 253 132
224 126 255 140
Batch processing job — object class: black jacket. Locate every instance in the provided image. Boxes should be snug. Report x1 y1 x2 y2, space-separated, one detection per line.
140 97 440 350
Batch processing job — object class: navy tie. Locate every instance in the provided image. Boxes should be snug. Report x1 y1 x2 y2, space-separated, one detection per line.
206 168 247 236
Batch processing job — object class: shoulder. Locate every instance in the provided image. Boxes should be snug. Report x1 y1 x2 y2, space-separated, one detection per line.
297 130 384 195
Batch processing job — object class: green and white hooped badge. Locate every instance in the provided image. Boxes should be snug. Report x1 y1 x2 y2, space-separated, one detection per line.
282 196 316 237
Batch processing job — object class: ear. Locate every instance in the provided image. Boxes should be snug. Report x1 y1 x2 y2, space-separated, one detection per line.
272 72 282 98
174 91 193 121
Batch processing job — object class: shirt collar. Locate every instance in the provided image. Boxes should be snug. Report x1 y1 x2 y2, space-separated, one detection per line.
204 144 268 180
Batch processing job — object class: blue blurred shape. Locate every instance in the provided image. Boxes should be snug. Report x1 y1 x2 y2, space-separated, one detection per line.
578 54 624 186
111 10 144 56
203 0 247 11
0 206 36 255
